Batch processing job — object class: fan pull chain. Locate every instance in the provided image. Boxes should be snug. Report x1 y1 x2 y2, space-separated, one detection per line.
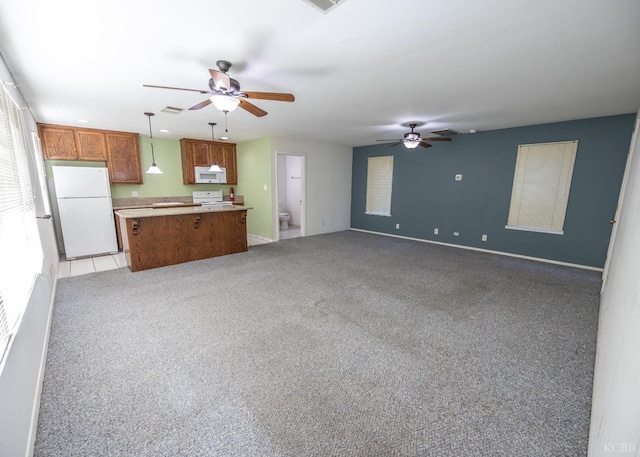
224 110 229 132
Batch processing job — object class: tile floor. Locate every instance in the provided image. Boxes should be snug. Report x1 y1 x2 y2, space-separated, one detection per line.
58 252 127 278
279 226 301 240
59 232 293 278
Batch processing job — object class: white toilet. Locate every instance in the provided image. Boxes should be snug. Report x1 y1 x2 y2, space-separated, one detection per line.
278 203 291 230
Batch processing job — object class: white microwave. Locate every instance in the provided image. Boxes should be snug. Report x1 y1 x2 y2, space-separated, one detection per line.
195 166 227 184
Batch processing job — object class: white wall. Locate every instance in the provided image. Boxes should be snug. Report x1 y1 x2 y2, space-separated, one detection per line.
0 55 59 457
271 136 352 239
588 112 640 456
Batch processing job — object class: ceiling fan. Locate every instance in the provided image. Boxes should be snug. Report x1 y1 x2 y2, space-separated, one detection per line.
143 60 295 117
376 123 453 149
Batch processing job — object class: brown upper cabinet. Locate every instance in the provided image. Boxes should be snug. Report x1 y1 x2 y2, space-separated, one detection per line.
105 132 142 184
75 129 108 161
38 123 142 184
180 138 237 185
38 124 79 160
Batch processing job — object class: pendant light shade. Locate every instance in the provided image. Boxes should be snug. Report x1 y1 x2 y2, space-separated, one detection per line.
144 112 163 174
208 122 223 172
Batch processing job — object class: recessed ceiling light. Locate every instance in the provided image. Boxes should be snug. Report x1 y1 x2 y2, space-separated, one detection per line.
220 136 228 140
159 129 169 133
77 119 89 123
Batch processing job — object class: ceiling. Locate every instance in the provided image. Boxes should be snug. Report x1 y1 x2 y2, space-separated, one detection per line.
0 0 639 147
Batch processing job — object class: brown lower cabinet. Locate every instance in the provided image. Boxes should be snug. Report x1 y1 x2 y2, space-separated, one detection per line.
118 208 248 272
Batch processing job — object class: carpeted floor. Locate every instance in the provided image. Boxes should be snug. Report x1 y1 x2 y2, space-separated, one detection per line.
34 231 601 456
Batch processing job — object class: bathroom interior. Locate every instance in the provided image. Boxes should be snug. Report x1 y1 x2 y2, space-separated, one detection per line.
277 153 303 240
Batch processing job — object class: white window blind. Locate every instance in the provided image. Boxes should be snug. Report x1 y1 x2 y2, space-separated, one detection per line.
0 83 42 361
365 155 394 216
506 140 578 234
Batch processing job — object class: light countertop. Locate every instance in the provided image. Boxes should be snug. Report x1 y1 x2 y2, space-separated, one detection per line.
115 205 252 218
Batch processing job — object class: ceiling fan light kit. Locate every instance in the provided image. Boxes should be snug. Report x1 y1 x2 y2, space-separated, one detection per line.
211 94 240 112
376 123 453 150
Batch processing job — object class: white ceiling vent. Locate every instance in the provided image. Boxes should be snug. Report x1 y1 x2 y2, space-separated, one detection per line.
300 0 346 14
161 106 183 114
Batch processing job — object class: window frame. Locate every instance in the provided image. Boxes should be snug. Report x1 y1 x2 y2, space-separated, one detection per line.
505 140 578 235
0 82 43 363
365 155 394 217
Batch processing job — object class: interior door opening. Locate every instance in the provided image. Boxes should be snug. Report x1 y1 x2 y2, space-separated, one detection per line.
276 152 305 241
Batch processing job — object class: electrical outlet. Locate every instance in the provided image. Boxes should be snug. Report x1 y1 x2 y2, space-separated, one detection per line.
482 234 487 241
453 231 459 236
131 191 138 196
455 174 463 181
434 228 439 235
263 185 268 190
395 223 400 229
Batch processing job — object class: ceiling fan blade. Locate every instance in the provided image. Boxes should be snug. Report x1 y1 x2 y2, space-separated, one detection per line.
188 98 213 110
239 99 267 117
143 84 210 94
385 142 403 147
209 69 231 91
376 139 404 142
419 142 433 148
421 137 452 142
242 91 295 102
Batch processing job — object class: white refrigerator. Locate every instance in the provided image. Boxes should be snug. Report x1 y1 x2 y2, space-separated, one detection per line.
52 166 118 259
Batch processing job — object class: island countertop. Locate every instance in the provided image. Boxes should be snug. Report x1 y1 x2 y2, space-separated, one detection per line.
116 205 252 271
115 205 252 219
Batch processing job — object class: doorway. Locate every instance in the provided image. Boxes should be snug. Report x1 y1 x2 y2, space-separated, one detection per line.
276 152 305 240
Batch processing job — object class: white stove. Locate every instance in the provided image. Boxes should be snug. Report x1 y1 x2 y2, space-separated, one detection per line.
192 190 233 207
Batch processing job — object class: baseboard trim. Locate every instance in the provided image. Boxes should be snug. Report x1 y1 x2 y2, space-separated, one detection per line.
349 228 603 272
25 276 57 457
247 233 273 246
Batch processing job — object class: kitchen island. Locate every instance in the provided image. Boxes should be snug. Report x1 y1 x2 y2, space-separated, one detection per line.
116 205 251 272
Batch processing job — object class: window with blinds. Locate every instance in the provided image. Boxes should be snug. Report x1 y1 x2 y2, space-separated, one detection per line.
506 140 578 234
0 83 42 361
365 155 394 216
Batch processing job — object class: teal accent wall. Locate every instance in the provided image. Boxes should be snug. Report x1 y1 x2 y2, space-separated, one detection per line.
351 114 636 268
237 136 273 239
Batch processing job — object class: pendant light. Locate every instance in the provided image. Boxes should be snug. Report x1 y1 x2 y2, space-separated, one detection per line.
208 122 222 173
144 112 163 174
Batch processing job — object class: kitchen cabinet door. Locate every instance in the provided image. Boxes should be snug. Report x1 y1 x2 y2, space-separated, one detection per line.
39 124 78 160
180 139 213 184
106 132 142 184
191 141 212 167
221 143 237 184
75 130 108 161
